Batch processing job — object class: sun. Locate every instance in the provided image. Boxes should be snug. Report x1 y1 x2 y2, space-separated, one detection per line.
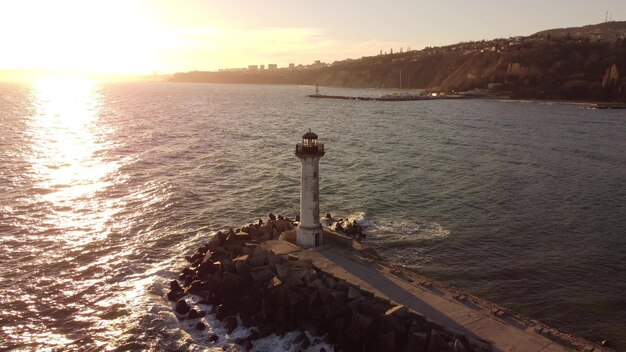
0 0 166 77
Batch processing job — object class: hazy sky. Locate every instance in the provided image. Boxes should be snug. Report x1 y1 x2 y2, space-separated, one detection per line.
0 0 624 76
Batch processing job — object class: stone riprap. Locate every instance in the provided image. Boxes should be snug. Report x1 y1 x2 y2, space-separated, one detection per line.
168 214 614 352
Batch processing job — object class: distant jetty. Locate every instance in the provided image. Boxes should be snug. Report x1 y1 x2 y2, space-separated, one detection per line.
585 103 626 109
308 93 471 102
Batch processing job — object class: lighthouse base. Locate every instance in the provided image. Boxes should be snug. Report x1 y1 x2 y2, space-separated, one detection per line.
296 224 323 247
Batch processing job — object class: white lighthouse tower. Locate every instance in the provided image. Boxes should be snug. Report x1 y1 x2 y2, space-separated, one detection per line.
295 130 325 247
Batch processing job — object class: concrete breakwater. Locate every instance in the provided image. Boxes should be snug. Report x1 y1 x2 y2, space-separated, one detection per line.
168 218 477 351
167 214 614 352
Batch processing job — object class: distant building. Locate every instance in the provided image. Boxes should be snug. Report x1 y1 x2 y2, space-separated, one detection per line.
288 63 295 69
310 60 326 69
268 64 278 70
260 65 265 70
248 65 258 71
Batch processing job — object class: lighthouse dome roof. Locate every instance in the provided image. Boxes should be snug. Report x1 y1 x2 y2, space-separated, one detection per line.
303 130 318 139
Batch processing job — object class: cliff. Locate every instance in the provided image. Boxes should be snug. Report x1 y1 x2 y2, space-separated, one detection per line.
170 22 626 102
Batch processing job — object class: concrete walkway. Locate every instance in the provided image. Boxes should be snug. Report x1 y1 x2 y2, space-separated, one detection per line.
263 240 575 352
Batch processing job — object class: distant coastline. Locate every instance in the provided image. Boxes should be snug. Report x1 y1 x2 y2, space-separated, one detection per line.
170 21 626 103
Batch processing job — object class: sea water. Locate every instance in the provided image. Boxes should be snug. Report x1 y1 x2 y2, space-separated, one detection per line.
1 81 625 350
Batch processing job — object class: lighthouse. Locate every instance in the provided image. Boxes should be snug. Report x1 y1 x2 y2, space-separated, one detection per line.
295 130 325 247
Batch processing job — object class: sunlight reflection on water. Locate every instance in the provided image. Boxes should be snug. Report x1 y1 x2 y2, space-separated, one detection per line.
28 78 118 246
2 82 625 350
6 78 138 349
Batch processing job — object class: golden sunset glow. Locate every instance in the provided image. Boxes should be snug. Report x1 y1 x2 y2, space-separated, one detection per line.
1 0 624 80
0 0 409 79
1 1 164 76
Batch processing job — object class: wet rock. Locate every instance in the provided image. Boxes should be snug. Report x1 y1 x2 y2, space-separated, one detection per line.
274 305 289 324
181 267 194 277
269 213 276 221
427 330 449 352
170 280 183 292
208 334 219 343
343 326 364 351
222 260 237 274
258 322 280 338
330 290 347 305
115 342 147 351
294 331 311 349
187 309 201 319
183 275 194 288
212 262 223 276
288 260 312 270
407 331 430 352
268 276 283 289
336 278 349 292
250 268 274 282
347 286 363 300
187 280 210 295
304 269 319 285
175 299 191 315
346 297 365 312
275 263 289 281
360 299 388 317
287 288 306 308
453 339 468 352
207 237 223 252
307 291 323 309
383 304 408 333
248 254 266 267
206 273 221 292
379 330 396 351
222 272 241 294
231 232 251 242
233 254 249 262
267 254 283 266
308 278 325 290
215 304 230 320
234 330 260 347
352 311 374 330
167 289 184 302
196 260 215 278
323 276 337 289
327 300 348 319
284 273 304 288
224 316 238 334
195 322 206 331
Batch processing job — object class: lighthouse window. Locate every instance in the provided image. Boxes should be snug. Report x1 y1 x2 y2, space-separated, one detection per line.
313 171 317 178
314 193 318 201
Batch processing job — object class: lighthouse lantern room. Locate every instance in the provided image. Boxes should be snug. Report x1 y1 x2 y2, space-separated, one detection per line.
295 130 325 247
